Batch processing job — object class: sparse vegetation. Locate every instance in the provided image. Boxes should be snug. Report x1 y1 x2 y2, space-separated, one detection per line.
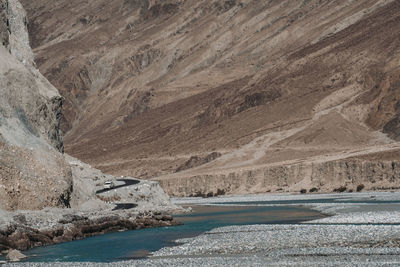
309 187 318 193
356 184 365 192
188 188 226 198
300 189 307 194
216 188 226 196
333 186 347 193
97 194 121 202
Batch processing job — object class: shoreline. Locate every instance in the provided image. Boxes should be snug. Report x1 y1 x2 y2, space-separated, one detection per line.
0 155 185 262
0 210 181 253
4 191 400 265
136 191 400 266
144 191 400 266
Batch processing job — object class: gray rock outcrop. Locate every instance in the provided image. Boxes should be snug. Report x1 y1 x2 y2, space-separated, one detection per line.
0 0 9 48
5 0 34 66
0 0 72 210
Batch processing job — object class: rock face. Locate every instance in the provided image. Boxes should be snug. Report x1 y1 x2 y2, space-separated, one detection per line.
0 0 9 47
19 0 400 194
0 0 72 210
159 156 400 197
5 0 34 66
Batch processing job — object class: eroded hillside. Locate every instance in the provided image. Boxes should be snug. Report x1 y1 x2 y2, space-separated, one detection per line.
20 0 400 195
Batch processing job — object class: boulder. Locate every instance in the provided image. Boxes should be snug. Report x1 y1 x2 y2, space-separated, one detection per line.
6 249 27 262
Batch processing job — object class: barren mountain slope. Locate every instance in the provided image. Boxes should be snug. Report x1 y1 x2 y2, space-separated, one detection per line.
21 0 400 194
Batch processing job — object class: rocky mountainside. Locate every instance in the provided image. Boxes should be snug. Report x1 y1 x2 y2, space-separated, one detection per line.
20 0 400 195
0 0 176 211
0 0 72 210
0 1 181 256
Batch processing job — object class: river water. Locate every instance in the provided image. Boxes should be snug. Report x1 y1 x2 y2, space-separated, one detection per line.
20 203 324 263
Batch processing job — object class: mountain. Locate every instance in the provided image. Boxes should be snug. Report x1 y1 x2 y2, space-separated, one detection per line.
20 0 400 195
0 1 181 254
0 0 175 212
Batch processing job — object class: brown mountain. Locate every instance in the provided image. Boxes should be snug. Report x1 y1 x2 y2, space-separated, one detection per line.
20 0 400 195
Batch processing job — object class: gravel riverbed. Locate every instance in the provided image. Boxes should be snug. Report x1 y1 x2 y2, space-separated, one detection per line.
5 192 400 266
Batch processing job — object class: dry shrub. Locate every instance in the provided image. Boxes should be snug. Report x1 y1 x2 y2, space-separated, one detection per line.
333 186 347 193
309 187 318 193
356 184 365 192
97 194 121 202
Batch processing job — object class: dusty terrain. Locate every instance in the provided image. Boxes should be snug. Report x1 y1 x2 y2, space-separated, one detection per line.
20 0 400 195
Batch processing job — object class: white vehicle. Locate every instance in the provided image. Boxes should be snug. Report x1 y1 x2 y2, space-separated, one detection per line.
104 181 115 189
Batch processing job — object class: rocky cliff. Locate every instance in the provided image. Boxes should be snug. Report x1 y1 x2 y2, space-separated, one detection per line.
0 0 176 210
0 2 181 257
0 0 72 210
159 149 400 196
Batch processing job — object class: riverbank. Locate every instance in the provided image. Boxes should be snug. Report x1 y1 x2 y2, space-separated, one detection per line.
148 192 400 266
0 155 183 261
6 203 321 263
4 191 400 266
0 209 180 252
